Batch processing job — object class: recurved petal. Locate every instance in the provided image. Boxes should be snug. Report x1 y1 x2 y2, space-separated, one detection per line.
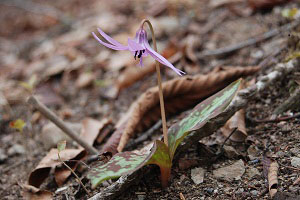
128 38 144 52
144 42 185 76
92 32 128 51
97 28 128 49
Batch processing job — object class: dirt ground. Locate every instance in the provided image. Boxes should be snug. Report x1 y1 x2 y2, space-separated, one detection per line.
0 0 300 199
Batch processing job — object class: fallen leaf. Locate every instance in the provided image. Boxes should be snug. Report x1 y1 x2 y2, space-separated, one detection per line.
75 72 95 88
248 0 292 10
263 156 279 198
28 148 86 187
80 118 112 146
213 159 245 181
102 66 260 153
9 119 26 133
21 184 52 200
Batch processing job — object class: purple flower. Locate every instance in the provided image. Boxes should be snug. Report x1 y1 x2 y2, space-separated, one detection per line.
92 28 185 76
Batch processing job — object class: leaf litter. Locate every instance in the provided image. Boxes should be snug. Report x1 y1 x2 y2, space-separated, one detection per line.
1 0 300 199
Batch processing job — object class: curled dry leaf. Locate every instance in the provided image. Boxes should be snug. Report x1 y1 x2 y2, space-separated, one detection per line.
21 184 52 200
28 148 86 187
221 80 247 142
102 66 260 154
263 156 279 198
80 118 112 146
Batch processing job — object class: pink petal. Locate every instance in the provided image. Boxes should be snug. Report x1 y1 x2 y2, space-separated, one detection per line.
128 38 144 52
97 28 127 48
92 32 128 51
144 42 185 76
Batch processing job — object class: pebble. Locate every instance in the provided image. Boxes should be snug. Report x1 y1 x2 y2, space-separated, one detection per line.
7 144 26 156
291 157 300 168
213 160 245 181
250 190 259 196
236 188 244 194
223 145 239 158
191 167 205 184
290 147 300 157
206 188 214 194
0 148 7 163
246 167 260 179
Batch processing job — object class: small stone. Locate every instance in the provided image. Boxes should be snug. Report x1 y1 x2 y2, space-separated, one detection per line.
246 167 260 179
206 188 213 194
137 195 146 200
213 160 245 181
250 190 259 196
8 144 26 156
291 157 300 168
223 145 239 158
236 188 244 194
276 151 285 158
247 145 261 160
191 167 205 184
290 147 300 157
0 148 7 163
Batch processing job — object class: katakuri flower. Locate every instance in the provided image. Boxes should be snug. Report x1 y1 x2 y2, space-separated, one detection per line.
92 27 185 76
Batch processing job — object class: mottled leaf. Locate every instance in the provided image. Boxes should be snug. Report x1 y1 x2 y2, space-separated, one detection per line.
168 79 241 159
87 140 171 188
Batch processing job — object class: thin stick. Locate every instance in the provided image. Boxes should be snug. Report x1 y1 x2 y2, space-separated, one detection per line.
141 19 168 146
58 152 91 196
198 19 300 58
27 96 98 155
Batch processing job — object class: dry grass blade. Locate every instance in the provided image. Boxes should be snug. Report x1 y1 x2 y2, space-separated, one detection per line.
101 66 260 153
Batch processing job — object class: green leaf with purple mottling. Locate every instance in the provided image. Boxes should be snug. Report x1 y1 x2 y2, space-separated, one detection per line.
168 79 241 159
87 140 171 188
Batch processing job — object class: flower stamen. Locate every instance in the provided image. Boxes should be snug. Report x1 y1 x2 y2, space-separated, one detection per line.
134 51 138 60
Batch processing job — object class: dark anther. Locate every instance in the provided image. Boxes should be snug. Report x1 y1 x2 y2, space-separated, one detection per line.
138 50 142 58
142 50 145 53
134 51 138 60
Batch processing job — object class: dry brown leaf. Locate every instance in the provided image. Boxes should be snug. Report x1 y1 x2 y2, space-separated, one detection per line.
113 41 180 97
75 72 95 88
102 66 260 154
28 148 86 187
80 118 112 146
21 184 52 200
248 0 292 10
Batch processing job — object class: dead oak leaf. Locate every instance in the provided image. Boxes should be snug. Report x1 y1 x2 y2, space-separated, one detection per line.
21 184 52 200
102 66 260 154
28 148 86 188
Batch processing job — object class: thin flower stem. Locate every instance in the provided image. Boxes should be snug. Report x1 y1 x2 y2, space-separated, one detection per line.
141 19 168 147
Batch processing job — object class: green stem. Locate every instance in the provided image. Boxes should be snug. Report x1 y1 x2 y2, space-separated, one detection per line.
141 19 168 147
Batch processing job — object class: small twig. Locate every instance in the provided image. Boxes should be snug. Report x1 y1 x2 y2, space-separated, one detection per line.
127 120 162 149
221 127 237 149
251 112 300 123
58 152 91 196
141 19 169 147
27 96 98 155
179 192 186 200
198 19 300 58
